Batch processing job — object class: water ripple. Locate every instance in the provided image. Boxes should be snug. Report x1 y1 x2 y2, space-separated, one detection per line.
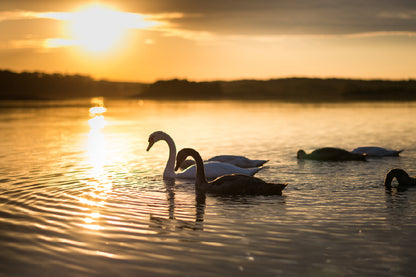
1 101 416 276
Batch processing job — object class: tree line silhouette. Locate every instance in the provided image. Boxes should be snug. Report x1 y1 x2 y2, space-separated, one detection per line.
0 70 144 100
1 69 416 101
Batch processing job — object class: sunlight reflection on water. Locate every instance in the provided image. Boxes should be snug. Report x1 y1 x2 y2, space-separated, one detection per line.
80 98 113 232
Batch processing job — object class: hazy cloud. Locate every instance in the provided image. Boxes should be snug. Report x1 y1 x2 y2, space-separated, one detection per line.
118 0 416 36
2 1 416 40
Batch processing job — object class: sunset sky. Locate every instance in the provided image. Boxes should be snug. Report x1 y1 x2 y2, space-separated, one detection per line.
1 0 416 82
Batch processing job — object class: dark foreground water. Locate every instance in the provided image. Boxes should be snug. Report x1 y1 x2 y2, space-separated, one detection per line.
1 99 416 276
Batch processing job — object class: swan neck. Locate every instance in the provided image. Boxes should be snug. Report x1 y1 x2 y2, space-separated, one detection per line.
163 134 177 178
384 173 394 188
190 151 207 186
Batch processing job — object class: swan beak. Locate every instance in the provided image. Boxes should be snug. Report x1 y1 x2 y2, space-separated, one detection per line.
146 140 154 151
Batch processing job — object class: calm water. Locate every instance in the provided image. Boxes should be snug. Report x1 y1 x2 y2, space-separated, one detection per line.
1 99 416 276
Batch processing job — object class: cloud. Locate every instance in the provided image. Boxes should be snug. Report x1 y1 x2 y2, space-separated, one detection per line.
0 10 39 22
0 8 179 50
1 0 416 51
169 1 416 36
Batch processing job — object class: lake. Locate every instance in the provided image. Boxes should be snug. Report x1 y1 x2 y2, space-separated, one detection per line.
1 99 416 276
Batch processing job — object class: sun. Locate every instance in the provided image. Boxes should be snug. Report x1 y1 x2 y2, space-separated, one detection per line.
40 4 162 54
69 4 127 52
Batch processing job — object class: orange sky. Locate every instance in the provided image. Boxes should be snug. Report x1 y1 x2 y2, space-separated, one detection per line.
1 1 416 82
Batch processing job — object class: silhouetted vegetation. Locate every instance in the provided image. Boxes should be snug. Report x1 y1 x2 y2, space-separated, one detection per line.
1 69 416 101
140 79 222 99
0 70 145 100
220 78 416 102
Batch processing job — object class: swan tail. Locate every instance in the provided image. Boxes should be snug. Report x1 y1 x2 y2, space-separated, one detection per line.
248 167 263 176
253 159 269 167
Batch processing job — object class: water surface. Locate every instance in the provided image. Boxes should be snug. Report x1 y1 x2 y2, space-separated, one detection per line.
1 99 416 276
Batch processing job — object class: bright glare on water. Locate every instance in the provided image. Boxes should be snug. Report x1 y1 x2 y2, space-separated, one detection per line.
1 99 416 276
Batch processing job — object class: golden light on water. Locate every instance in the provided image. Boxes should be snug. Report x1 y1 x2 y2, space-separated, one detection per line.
78 97 112 231
88 116 107 130
88 97 108 175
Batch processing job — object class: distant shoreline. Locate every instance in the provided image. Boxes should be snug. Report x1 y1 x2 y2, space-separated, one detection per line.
1 69 416 102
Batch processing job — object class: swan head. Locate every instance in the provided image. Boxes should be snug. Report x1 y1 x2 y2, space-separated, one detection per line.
146 131 167 151
297 149 306 159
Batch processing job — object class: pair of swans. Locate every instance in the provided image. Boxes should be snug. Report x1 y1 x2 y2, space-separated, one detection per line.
147 131 286 195
147 131 266 180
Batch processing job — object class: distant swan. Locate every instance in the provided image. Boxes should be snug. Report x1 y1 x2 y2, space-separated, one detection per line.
174 148 287 195
297 147 366 161
146 131 262 179
351 147 403 157
384 168 416 189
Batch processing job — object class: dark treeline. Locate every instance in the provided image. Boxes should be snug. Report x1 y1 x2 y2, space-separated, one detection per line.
141 78 416 101
219 78 416 101
1 69 416 101
0 70 145 100
140 79 222 99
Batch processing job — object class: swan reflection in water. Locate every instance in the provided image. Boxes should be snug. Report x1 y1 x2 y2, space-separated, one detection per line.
149 179 206 231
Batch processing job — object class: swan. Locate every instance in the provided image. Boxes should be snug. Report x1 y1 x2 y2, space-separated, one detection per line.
179 155 268 170
207 155 268 168
174 148 287 195
351 147 403 157
297 147 366 161
384 168 416 189
146 131 262 179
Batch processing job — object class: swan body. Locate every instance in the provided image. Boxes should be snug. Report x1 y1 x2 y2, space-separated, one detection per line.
384 168 416 188
146 131 262 179
351 147 403 157
297 147 366 161
175 148 287 195
176 161 261 179
179 155 268 170
207 155 268 168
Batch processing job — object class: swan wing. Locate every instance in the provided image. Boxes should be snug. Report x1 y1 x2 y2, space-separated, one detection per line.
208 155 268 168
177 161 261 180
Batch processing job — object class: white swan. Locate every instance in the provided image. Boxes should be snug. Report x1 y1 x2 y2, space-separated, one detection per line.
179 155 268 170
207 155 268 168
146 131 262 179
351 147 403 157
